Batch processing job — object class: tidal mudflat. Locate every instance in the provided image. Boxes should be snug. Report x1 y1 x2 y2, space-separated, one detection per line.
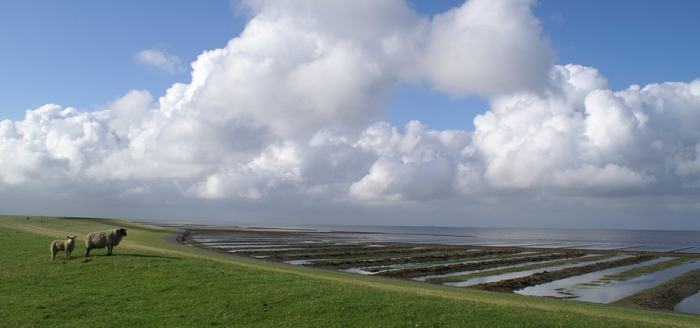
170 225 700 315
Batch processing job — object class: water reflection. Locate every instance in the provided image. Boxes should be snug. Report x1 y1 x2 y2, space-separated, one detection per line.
675 290 700 315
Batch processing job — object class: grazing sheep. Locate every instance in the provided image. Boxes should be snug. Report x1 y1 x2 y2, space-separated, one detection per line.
85 228 127 257
50 236 77 260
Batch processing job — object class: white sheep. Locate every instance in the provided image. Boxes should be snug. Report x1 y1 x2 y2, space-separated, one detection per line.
85 228 128 256
50 236 77 260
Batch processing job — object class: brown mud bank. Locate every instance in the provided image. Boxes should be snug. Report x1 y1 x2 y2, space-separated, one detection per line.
306 249 521 270
468 255 656 293
376 251 587 279
612 268 700 310
277 245 471 260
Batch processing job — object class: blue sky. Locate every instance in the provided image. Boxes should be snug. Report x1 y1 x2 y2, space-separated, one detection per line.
0 1 242 120
1 0 700 229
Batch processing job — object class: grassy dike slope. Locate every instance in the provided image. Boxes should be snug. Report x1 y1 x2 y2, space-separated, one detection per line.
1 216 698 328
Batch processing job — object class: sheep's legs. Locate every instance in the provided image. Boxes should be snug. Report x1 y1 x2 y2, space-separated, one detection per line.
83 246 117 256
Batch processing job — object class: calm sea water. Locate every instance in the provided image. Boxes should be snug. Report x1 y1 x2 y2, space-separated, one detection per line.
150 221 700 254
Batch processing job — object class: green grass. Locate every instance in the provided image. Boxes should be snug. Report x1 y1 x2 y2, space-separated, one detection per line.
1 215 699 327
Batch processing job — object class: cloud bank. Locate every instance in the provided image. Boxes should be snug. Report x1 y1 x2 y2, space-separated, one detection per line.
1 0 699 227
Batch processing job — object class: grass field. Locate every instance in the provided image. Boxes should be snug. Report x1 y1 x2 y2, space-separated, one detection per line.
2 215 699 327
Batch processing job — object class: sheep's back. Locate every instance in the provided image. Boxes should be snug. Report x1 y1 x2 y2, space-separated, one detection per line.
86 230 123 248
50 240 65 251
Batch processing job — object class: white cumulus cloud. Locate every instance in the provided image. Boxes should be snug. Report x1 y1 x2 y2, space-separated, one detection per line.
1 0 700 227
420 0 553 96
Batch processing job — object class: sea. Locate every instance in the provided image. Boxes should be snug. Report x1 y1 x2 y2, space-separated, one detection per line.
148 221 700 254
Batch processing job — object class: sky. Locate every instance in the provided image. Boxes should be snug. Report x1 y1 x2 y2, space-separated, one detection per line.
1 0 700 230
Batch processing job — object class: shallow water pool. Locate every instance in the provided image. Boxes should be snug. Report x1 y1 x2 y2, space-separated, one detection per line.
675 290 700 315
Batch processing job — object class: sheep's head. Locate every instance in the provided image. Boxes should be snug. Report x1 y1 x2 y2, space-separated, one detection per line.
67 236 77 241
116 228 127 237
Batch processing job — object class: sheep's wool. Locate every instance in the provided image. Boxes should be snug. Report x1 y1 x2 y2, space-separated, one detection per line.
51 236 76 260
85 228 127 256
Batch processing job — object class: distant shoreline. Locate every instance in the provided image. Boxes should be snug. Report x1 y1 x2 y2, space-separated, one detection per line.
146 222 700 255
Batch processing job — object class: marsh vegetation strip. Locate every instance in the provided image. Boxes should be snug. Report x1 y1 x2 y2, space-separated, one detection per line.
469 255 658 293
579 257 694 286
516 258 681 301
295 248 483 263
415 257 569 282
339 251 547 275
519 260 700 304
376 252 587 279
423 254 614 283
306 250 533 270
439 255 626 287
